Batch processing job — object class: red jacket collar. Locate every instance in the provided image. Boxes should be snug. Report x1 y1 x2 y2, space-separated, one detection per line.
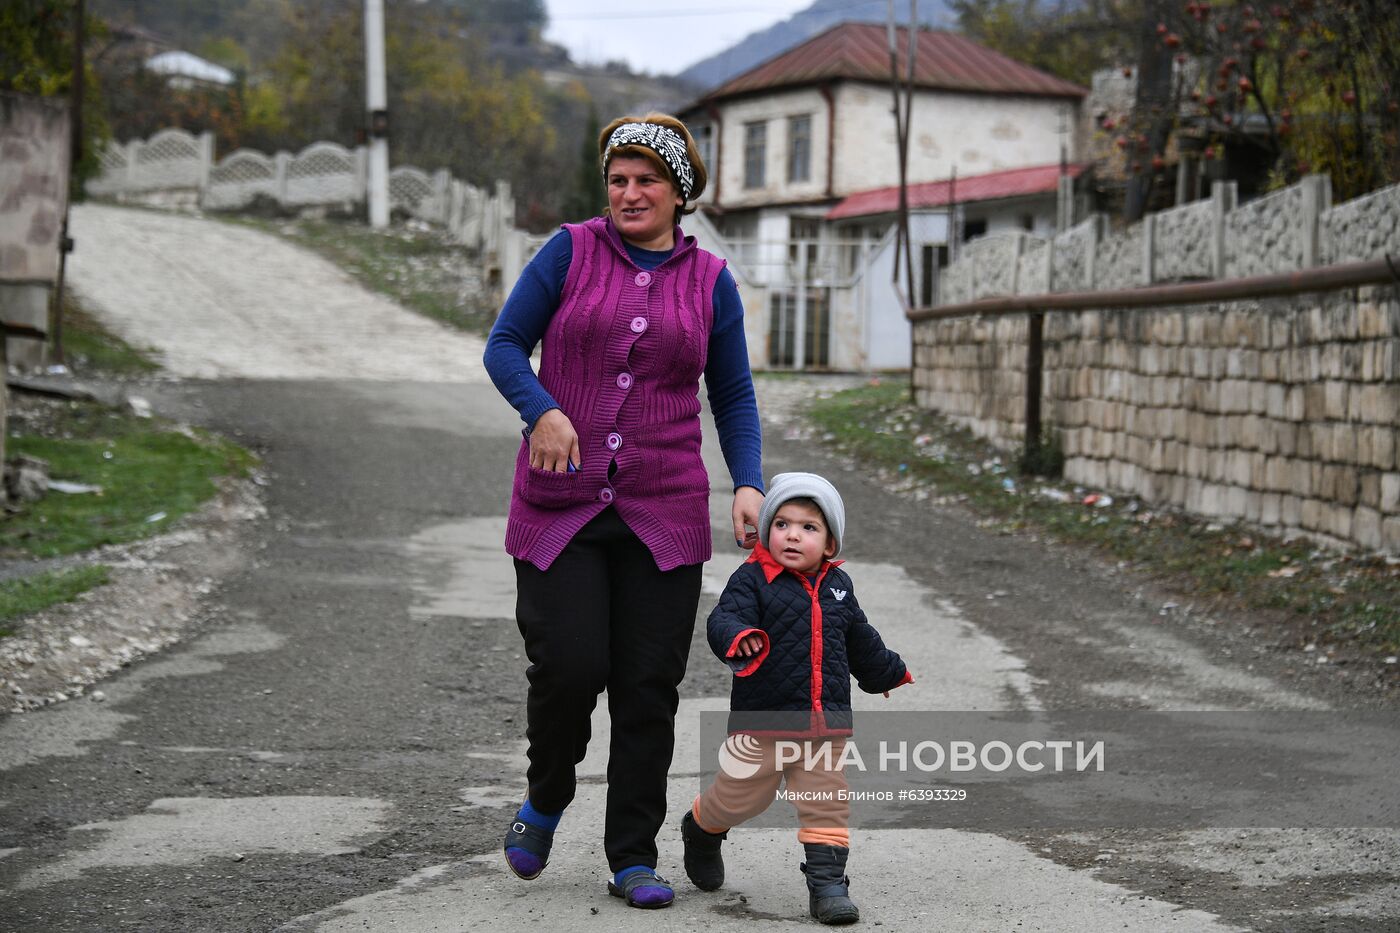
747 541 843 584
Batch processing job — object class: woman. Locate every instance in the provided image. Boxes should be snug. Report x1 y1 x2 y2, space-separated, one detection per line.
483 113 764 908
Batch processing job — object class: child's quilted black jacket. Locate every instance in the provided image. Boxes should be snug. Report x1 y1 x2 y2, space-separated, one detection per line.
707 543 910 735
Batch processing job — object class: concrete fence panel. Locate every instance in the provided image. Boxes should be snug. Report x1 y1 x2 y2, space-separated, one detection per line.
1093 219 1144 291
284 142 358 206
1321 182 1400 266
205 148 276 210
130 128 204 192
1017 238 1052 295
1153 197 1215 281
1224 174 1331 278
961 233 1022 300
1050 215 1099 292
88 141 128 197
388 166 433 218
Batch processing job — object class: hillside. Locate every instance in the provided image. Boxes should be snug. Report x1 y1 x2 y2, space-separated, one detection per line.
676 0 954 90
80 0 689 228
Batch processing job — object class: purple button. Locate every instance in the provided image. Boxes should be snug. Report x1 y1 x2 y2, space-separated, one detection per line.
599 487 615 504
630 316 647 334
634 271 652 287
616 372 633 390
606 433 622 451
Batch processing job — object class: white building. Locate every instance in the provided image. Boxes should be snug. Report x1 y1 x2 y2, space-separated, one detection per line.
677 24 1086 370
144 51 236 89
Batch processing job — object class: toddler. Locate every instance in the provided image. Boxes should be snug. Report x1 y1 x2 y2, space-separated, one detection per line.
682 472 912 925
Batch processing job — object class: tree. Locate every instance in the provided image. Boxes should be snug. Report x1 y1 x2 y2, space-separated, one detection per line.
1114 0 1400 210
564 105 605 223
74 0 642 227
1 0 107 184
958 1 1399 211
952 0 1141 87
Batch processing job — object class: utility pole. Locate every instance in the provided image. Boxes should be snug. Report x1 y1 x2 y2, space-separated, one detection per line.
886 0 917 304
1056 103 1072 232
51 0 84 365
364 0 389 228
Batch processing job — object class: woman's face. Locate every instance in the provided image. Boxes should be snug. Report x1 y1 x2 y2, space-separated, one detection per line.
606 154 683 250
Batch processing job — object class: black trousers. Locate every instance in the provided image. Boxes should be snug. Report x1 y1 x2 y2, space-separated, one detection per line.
513 508 702 872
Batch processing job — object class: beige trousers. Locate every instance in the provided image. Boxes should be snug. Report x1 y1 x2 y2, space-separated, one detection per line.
694 735 851 847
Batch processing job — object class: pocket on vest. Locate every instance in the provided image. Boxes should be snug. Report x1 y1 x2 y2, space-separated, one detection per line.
520 464 580 509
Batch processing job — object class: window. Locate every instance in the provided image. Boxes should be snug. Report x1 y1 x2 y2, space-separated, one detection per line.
721 213 758 241
787 114 812 183
695 123 714 175
721 213 759 268
962 218 988 242
768 289 830 369
743 121 767 189
919 244 949 307
788 216 821 272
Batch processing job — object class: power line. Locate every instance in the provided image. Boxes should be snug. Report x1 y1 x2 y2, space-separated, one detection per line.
548 0 890 21
550 6 807 21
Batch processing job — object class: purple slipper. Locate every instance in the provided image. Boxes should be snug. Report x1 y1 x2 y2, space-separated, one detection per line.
607 868 674 908
503 819 553 880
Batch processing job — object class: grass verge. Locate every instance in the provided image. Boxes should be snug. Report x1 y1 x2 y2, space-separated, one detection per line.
229 215 498 336
805 378 1400 656
3 402 255 558
56 294 161 376
0 565 111 627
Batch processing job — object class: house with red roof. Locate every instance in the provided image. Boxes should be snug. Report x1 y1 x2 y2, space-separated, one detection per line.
677 23 1088 370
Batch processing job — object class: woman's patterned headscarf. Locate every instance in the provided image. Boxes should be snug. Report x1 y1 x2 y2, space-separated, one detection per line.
601 122 696 200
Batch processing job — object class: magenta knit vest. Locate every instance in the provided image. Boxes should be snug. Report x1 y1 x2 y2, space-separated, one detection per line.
504 216 728 571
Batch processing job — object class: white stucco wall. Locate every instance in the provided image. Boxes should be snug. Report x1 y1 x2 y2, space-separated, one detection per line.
693 88 832 211
693 82 1076 211
965 195 1060 238
831 84 1073 194
843 230 911 370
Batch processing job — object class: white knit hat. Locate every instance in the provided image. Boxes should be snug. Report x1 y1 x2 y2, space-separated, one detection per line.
758 472 846 558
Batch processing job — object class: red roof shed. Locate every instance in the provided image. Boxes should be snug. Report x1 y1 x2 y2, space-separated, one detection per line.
826 163 1088 220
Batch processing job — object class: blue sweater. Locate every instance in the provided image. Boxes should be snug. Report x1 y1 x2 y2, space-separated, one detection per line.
484 228 763 492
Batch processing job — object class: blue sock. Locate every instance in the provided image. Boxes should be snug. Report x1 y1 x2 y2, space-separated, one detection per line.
613 865 673 906
614 865 654 885
505 799 562 879
518 799 562 831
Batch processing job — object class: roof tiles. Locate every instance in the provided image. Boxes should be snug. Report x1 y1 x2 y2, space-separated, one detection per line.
704 23 1087 101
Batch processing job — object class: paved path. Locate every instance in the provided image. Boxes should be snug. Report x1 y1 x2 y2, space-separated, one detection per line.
67 203 488 381
1 205 1395 932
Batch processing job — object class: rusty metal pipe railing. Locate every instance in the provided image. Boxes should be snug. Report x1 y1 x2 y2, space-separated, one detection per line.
908 256 1398 322
905 255 1399 474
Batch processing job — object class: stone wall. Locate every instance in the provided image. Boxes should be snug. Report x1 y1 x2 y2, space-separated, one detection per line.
1046 289 1399 550
912 176 1400 551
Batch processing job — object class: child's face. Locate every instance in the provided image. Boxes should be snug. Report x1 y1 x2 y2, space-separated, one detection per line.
768 501 837 575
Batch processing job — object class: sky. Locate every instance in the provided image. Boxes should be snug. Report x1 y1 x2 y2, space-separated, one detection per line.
543 0 815 76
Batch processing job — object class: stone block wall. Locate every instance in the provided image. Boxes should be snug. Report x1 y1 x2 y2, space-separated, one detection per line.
1048 288 1399 550
914 287 1400 550
913 176 1400 551
912 315 1029 441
